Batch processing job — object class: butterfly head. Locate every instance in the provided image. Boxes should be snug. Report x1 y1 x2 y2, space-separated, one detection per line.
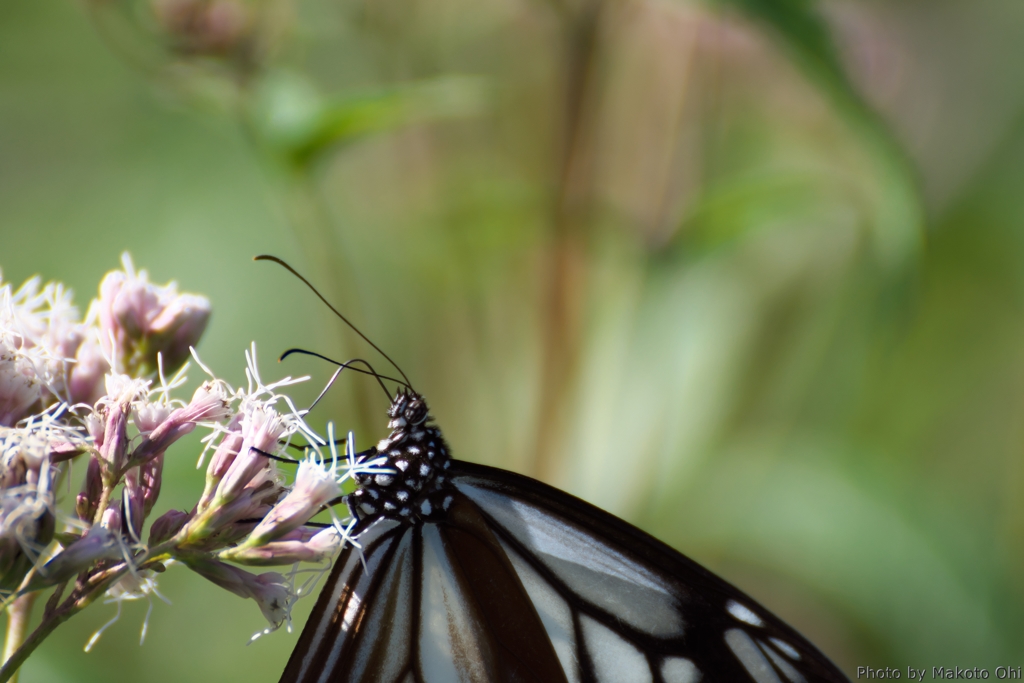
348 390 454 526
386 390 429 429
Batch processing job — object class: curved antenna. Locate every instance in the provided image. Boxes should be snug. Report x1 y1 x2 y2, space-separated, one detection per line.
279 349 410 390
255 255 414 388
308 357 392 410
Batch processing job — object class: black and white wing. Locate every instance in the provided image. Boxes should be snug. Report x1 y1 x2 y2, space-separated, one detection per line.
280 460 849 683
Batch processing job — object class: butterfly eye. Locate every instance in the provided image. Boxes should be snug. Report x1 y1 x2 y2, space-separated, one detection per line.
404 400 427 425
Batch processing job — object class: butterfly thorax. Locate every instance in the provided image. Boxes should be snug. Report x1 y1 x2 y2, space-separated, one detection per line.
348 390 454 526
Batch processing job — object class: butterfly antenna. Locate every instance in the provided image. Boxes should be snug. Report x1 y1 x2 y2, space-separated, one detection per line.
316 359 385 410
279 349 403 405
279 349 410 390
255 255 414 388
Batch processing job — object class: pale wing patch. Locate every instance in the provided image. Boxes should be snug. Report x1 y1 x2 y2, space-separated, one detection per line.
302 519 401 683
497 538 581 683
459 482 683 636
580 615 653 683
661 657 701 683
346 533 413 683
725 629 783 683
727 600 764 627
769 638 801 661
758 640 807 683
419 525 491 683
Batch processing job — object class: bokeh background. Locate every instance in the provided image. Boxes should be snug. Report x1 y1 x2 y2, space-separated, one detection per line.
3 0 1024 679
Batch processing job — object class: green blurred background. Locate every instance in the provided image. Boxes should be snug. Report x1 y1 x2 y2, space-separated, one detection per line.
3 0 1024 679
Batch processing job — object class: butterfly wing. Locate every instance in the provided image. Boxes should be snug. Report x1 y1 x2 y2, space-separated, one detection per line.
281 461 850 683
281 492 569 683
450 461 849 683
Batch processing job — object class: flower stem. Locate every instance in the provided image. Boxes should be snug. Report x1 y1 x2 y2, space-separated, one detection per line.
0 563 131 683
2 594 36 683
92 483 113 527
0 594 74 683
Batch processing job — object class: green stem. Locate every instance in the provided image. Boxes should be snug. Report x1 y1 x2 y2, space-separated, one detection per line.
0 561 137 683
92 483 114 527
0 595 75 683
2 594 36 683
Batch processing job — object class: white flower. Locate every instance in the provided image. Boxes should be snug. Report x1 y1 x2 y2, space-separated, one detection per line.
242 457 341 546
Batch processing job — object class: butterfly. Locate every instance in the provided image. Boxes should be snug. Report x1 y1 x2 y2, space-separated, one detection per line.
251 255 850 683
278 389 851 683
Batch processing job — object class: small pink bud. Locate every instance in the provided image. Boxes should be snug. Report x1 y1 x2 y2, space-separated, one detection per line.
97 402 130 476
76 455 103 522
85 412 104 446
148 508 190 546
100 504 121 531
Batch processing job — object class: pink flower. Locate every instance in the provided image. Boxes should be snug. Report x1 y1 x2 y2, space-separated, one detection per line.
243 458 341 546
96 253 210 376
67 334 109 406
213 405 288 506
220 527 341 566
181 557 292 629
130 382 231 467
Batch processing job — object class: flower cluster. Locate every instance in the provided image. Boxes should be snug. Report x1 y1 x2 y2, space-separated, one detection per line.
0 256 377 679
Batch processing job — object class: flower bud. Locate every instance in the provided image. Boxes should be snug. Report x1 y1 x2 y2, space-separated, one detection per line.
76 455 103 522
97 401 130 477
213 405 287 506
96 254 211 376
26 524 121 591
198 421 243 513
122 467 145 541
148 508 190 546
100 503 122 532
147 293 210 372
220 527 341 566
151 0 252 59
187 472 282 544
140 454 163 518
68 335 109 406
181 557 292 629
243 458 340 547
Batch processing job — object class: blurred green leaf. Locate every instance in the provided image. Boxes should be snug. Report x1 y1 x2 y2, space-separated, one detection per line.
711 0 924 268
250 72 489 168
